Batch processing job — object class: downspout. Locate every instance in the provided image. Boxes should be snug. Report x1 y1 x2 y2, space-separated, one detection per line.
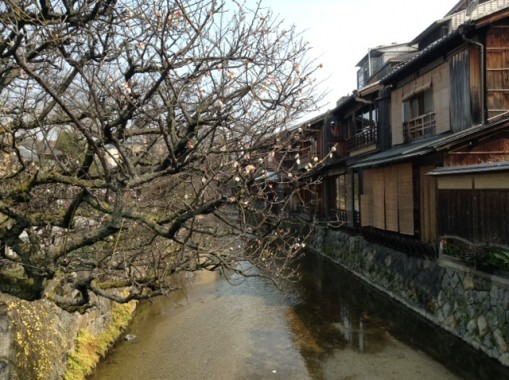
462 33 485 124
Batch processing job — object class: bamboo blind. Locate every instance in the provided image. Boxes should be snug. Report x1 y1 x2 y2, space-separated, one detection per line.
361 169 374 227
373 169 386 229
397 163 414 235
385 166 399 232
360 194 373 227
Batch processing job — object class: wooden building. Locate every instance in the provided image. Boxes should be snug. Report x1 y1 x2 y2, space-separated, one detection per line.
287 0 509 255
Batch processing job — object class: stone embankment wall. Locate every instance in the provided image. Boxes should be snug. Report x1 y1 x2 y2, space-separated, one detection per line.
0 292 135 380
309 227 509 367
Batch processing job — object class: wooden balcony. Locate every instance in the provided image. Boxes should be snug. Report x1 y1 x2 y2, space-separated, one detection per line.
403 112 436 143
346 126 378 152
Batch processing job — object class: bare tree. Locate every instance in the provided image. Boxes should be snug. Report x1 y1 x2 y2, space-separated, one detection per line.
0 0 322 310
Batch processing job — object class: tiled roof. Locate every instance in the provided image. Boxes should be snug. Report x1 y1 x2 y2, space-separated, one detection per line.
427 161 509 175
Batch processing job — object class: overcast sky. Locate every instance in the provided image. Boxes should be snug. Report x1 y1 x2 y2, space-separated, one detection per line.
254 0 458 112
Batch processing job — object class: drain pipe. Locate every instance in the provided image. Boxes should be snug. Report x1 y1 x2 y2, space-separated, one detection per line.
462 33 485 124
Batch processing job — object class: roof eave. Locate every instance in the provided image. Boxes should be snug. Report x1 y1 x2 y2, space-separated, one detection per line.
381 22 476 86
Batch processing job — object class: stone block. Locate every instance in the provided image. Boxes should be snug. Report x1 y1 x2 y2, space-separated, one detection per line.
496 306 506 326
462 273 475 290
474 291 488 305
437 290 447 307
450 273 460 289
0 359 12 380
494 329 508 353
487 310 499 330
490 286 501 307
436 308 445 323
482 333 494 351
478 315 489 337
503 292 509 309
0 318 8 335
444 315 456 330
500 353 509 367
474 277 491 291
442 302 451 318
441 275 450 289
465 291 475 305
467 319 477 335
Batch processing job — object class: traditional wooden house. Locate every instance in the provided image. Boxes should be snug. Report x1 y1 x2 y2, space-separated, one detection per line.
316 43 418 229
350 1 509 251
285 0 509 256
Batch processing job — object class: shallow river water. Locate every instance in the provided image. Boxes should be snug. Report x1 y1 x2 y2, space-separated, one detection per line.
90 254 507 380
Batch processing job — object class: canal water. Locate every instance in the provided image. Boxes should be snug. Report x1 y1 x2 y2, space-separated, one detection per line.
90 253 508 380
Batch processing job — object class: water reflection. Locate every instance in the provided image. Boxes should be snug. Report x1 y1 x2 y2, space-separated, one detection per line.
90 253 507 380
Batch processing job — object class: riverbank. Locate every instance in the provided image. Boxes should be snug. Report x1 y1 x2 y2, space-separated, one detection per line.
90 259 462 380
308 227 509 375
0 291 135 380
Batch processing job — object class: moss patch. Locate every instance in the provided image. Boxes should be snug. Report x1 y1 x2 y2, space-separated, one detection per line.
64 301 136 380
6 298 68 380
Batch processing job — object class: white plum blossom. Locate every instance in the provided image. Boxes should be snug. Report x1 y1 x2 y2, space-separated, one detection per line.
214 99 224 109
226 70 237 80
245 164 256 174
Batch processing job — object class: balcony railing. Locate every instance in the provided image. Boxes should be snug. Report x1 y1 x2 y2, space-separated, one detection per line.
346 126 378 152
403 112 436 143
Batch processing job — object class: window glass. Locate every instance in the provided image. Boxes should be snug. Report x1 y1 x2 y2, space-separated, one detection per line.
353 172 360 212
423 89 433 113
336 175 346 210
403 89 434 121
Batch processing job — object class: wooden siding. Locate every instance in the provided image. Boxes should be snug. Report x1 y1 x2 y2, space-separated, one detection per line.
449 49 472 132
373 169 386 229
438 189 509 245
385 166 399 232
361 169 374 227
391 64 450 146
470 46 483 124
391 89 404 145
360 194 373 227
346 171 355 228
438 190 476 241
486 24 509 120
445 130 509 166
420 166 438 243
397 163 414 236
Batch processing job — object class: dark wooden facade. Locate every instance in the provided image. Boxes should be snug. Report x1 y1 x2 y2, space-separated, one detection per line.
284 3 509 256
438 189 509 245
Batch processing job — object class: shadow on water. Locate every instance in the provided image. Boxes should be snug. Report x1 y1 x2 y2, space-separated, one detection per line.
295 252 509 380
90 252 509 380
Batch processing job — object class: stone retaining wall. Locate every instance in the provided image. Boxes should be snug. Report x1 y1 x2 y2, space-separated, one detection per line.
0 292 135 380
309 227 509 367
